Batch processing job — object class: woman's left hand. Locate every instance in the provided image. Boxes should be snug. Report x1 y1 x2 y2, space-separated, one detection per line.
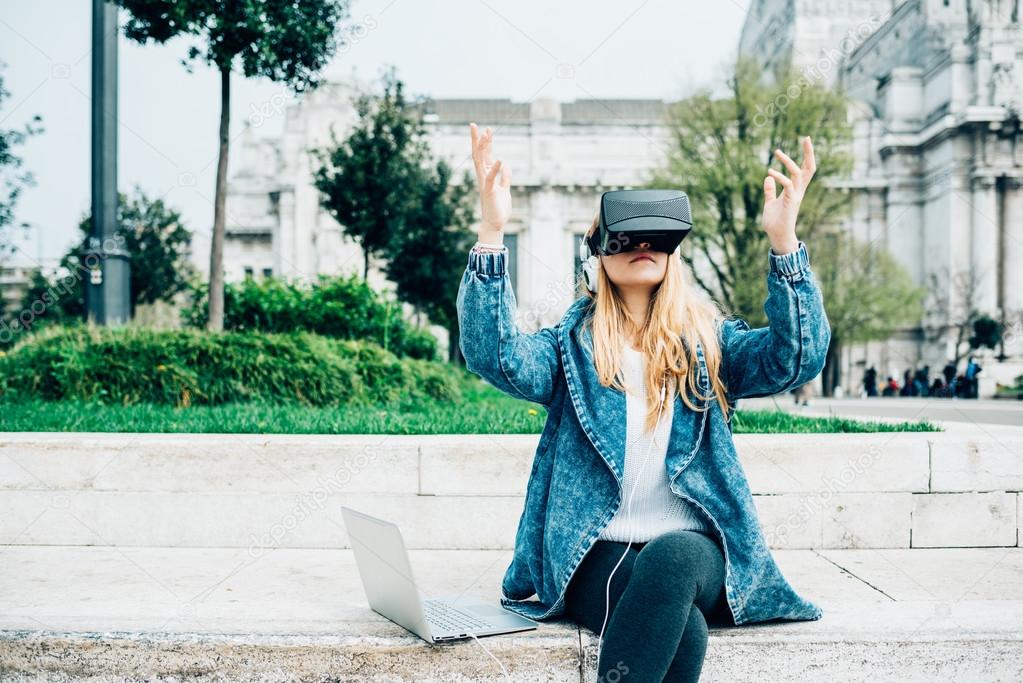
762 136 816 255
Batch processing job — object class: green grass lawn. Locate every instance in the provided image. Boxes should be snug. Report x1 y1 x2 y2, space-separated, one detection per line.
0 379 940 434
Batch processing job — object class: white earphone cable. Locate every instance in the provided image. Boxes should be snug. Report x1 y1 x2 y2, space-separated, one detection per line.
597 377 668 663
468 631 511 681
470 375 668 682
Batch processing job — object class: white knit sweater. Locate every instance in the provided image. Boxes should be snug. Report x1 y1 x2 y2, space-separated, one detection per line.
597 341 711 543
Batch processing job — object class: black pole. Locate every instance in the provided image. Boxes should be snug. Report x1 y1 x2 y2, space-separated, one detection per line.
86 0 130 325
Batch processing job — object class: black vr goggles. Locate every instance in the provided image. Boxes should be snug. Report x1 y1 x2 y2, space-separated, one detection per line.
585 189 693 256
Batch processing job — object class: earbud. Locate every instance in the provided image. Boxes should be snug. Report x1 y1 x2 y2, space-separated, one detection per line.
580 235 599 294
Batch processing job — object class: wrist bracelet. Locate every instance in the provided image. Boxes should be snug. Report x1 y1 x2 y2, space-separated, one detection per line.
474 240 506 249
473 242 506 254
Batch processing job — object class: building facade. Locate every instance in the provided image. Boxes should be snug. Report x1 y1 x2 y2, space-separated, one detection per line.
740 0 1023 394
0 262 37 318
223 84 677 341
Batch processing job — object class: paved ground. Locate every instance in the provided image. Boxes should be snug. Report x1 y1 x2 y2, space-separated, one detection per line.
740 396 1023 427
2 545 1021 635
3 546 1022 680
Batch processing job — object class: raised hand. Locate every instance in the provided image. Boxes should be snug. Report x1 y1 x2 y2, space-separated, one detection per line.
762 136 816 255
469 122 512 238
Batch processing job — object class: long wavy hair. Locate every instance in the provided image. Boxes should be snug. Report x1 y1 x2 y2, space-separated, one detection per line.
579 213 731 432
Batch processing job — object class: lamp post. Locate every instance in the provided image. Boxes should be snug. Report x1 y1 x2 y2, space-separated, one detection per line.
85 0 130 325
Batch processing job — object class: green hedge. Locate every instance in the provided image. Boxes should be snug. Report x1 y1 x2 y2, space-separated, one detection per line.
0 323 459 407
182 274 438 361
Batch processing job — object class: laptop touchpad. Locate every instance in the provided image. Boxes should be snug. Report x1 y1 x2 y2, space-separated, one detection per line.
462 604 511 617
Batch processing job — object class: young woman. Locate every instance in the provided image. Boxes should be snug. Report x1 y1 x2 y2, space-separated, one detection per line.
458 122 830 682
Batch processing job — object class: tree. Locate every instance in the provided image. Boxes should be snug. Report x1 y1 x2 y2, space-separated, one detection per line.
650 55 854 318
6 187 195 341
0 62 43 260
0 268 81 348
923 266 997 366
114 0 350 331
810 230 925 395
313 66 427 281
313 69 478 362
384 160 477 362
970 315 1002 352
67 186 197 317
650 55 923 395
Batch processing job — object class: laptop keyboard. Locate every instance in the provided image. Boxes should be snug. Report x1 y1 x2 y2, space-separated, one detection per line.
422 599 494 632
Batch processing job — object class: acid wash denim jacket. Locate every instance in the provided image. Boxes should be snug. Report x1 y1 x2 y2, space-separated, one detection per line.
455 240 831 626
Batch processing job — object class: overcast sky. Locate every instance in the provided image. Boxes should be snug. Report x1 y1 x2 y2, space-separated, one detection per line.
0 0 750 271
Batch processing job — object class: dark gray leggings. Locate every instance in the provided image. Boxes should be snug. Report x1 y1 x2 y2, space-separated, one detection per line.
564 529 730 682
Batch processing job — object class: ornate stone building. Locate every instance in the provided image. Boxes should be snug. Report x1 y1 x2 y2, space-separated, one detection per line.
223 82 676 343
740 0 1023 395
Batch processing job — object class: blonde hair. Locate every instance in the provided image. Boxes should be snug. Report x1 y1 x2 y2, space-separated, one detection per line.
579 213 731 432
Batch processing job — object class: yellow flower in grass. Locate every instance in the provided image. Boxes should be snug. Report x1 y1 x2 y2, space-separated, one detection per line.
156 364 167 372
527 408 538 416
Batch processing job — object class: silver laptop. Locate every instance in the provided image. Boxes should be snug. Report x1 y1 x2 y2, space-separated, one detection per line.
340 505 539 643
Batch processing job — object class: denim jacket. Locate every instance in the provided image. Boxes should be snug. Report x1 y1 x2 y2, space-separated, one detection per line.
455 241 831 626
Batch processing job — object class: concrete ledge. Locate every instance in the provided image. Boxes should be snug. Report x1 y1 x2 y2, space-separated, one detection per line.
1 432 1020 550
4 626 1022 682
1 630 584 682
4 430 1019 496
1 546 1022 681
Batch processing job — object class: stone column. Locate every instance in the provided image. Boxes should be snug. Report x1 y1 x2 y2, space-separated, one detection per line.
293 151 318 281
524 185 564 324
523 98 564 328
884 177 924 285
867 187 886 246
275 189 296 280
971 174 999 315
1003 177 1023 313
976 47 993 106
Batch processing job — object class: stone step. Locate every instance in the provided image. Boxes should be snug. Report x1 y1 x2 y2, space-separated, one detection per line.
1 432 1020 549
1 545 1021 681
1 487 1019 551
6 430 1022 495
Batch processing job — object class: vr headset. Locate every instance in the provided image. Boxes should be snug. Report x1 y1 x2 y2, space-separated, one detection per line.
582 188 693 257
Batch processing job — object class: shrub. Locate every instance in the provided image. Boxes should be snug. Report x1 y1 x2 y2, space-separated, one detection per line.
181 273 438 360
0 322 459 407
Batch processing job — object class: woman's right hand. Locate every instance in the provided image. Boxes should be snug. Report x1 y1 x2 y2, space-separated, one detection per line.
469 122 512 239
